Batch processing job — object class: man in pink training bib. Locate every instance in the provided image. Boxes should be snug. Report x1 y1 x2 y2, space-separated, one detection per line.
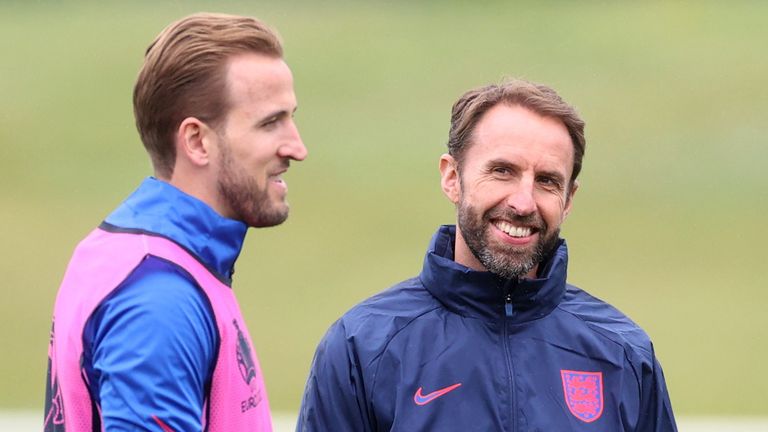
44 13 307 431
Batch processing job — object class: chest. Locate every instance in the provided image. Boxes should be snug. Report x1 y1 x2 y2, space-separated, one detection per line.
367 317 639 432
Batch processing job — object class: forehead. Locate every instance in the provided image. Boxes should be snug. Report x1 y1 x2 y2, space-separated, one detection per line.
466 104 574 175
224 53 295 111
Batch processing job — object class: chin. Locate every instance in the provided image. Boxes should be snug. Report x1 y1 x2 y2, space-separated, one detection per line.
250 205 290 228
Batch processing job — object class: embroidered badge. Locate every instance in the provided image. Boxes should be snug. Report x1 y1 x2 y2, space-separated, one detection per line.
561 370 604 422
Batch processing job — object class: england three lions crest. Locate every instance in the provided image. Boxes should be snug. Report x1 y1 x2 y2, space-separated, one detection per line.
561 370 604 423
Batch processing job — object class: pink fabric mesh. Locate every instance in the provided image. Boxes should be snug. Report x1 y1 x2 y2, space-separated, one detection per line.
47 229 272 431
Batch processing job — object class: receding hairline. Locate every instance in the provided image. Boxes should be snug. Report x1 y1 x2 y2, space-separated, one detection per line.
447 78 586 183
132 12 285 178
460 101 574 154
215 52 294 127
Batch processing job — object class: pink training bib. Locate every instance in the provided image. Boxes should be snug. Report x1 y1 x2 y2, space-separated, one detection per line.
45 228 272 431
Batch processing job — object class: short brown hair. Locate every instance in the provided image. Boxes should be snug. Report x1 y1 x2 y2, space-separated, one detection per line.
448 79 586 183
133 13 283 178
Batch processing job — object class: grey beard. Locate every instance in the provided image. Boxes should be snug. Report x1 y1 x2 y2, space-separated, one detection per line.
471 229 559 280
457 201 560 280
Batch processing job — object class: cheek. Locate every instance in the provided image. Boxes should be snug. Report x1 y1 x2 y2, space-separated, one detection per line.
536 192 568 221
553 197 570 224
460 189 492 212
463 180 506 204
227 156 261 185
236 153 270 176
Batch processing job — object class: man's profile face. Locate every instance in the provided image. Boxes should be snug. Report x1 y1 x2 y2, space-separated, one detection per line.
446 104 576 279
213 53 307 228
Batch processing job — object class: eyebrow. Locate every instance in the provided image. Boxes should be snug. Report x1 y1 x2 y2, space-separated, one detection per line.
486 158 519 170
487 159 567 183
258 106 298 124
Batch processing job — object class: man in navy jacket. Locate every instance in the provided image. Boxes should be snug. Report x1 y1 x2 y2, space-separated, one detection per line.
297 79 676 431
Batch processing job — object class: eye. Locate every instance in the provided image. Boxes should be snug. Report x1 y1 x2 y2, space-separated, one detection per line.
492 166 511 175
537 175 563 190
261 116 279 128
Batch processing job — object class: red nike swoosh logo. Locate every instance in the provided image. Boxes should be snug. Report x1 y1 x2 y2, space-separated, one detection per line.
413 383 462 405
152 415 176 432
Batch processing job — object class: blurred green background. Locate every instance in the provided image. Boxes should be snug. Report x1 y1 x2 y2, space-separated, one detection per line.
1 0 766 417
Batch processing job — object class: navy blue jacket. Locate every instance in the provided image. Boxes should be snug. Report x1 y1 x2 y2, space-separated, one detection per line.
298 225 676 431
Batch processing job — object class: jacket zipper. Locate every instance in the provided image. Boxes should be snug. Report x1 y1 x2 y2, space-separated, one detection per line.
502 285 517 432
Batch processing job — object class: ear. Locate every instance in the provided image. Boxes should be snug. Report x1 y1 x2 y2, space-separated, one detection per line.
176 117 216 168
562 180 579 220
439 154 461 204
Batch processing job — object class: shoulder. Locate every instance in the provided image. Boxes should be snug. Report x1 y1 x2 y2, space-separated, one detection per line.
557 284 654 363
346 277 437 326
340 277 439 337
85 255 218 364
322 277 440 361
98 256 214 328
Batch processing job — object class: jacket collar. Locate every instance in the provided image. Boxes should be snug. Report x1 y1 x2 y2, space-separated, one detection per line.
419 225 568 323
102 177 247 284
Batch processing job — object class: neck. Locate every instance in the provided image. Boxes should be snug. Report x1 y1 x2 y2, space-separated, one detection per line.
166 167 230 219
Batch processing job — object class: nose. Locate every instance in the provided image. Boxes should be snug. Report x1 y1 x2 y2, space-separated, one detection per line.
279 120 308 161
505 179 536 216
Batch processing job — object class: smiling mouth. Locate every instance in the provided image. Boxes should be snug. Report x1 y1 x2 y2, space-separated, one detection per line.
267 172 288 192
493 220 537 238
270 163 290 182
269 168 287 181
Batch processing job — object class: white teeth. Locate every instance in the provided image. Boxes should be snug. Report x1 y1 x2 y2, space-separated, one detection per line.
496 221 531 238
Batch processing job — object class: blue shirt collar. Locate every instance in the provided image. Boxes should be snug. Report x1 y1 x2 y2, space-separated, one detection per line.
102 177 247 284
419 225 568 323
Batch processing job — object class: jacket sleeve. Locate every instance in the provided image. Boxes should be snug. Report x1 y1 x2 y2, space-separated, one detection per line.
297 319 373 432
636 346 677 432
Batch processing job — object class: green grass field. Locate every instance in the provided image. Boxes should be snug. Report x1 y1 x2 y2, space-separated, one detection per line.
2 0 766 416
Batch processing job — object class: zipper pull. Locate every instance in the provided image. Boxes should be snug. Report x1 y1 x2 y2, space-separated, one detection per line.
505 293 513 317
